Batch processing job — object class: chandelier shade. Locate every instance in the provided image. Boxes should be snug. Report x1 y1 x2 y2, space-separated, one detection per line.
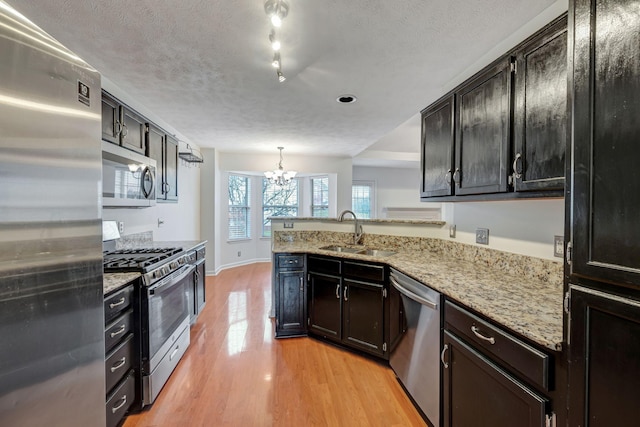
264 147 296 186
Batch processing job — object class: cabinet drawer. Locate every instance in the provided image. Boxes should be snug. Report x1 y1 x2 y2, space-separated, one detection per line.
445 301 550 390
106 371 135 427
104 285 134 324
308 256 341 276
343 261 385 282
277 254 305 269
105 333 135 394
105 309 134 354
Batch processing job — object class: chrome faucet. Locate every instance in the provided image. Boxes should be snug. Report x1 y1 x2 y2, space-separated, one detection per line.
338 209 364 245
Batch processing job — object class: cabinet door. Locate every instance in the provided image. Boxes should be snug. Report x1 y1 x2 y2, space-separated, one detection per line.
342 279 384 356
276 270 306 337
101 91 121 144
443 331 547 427
308 272 342 341
571 0 640 286
146 124 166 200
120 106 146 154
165 135 179 201
455 59 511 195
195 260 206 315
421 94 455 198
513 16 567 192
569 285 640 427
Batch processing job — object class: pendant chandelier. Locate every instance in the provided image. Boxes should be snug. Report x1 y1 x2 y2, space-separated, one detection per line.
264 147 296 186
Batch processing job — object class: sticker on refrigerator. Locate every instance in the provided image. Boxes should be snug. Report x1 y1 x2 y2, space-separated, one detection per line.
78 80 90 107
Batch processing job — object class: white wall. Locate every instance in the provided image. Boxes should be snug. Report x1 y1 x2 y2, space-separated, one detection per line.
351 166 564 260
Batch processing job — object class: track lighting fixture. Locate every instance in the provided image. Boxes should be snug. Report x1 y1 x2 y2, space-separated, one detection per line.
264 0 290 83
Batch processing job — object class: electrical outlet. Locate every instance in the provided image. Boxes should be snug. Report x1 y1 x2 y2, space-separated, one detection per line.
118 221 124 234
476 228 489 245
554 235 564 258
283 222 294 229
449 224 456 238
237 251 241 257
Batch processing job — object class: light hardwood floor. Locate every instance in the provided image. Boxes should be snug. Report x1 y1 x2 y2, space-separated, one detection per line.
123 262 425 427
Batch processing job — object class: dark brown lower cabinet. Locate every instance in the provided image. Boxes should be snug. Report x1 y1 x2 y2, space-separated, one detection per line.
275 270 306 337
307 271 342 340
569 284 640 427
342 278 384 356
443 331 548 427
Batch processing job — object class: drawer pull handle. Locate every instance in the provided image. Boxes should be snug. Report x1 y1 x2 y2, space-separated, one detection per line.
471 325 496 344
109 297 126 309
440 344 449 368
110 357 127 372
335 284 340 299
169 346 180 361
110 324 126 338
344 286 348 301
111 395 127 413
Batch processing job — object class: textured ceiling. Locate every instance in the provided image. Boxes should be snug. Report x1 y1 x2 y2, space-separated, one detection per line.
8 0 557 160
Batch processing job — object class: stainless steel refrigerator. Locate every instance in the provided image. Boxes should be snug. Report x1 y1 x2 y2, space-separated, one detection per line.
0 2 105 426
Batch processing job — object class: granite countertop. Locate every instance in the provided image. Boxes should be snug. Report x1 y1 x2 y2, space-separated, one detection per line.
270 217 446 226
273 241 564 352
104 272 141 295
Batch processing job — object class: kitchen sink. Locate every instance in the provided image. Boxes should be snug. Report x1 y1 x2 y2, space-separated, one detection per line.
358 249 397 257
319 245 363 253
319 245 396 257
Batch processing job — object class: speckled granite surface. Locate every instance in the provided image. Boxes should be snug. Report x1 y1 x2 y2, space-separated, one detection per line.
273 231 563 351
104 272 141 295
270 216 446 225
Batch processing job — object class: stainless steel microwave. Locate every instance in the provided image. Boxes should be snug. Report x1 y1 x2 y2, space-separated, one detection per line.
102 141 156 208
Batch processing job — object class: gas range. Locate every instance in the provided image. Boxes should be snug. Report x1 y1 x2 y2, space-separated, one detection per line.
103 247 189 286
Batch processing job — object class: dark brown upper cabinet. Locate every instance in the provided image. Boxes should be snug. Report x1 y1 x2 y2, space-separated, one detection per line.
569 0 640 288
420 14 567 202
101 90 147 155
420 94 455 198
146 124 178 202
455 58 512 196
512 15 567 193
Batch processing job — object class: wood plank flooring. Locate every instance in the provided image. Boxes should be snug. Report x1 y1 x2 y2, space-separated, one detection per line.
123 262 425 427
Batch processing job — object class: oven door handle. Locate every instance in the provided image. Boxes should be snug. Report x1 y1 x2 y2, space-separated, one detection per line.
149 264 195 295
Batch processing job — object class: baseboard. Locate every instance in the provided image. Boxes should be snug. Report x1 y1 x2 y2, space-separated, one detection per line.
206 258 271 276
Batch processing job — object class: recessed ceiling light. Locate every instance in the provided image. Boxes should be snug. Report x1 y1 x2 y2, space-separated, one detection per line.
336 94 357 104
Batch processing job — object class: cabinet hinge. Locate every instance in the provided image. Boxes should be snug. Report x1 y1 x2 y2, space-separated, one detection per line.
545 412 556 427
383 342 387 352
383 288 388 298
566 241 572 265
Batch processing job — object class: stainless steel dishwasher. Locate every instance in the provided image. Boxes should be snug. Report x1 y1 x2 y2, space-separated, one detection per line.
389 268 441 427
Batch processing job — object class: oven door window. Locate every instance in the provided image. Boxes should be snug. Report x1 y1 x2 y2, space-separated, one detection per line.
148 274 190 359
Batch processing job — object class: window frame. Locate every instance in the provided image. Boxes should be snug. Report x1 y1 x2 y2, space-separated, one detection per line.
310 175 330 218
228 173 251 240
351 180 376 219
262 178 300 237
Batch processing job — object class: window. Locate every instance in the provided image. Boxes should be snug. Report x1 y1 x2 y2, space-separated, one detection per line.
228 174 250 240
311 176 329 217
352 181 375 219
263 179 299 237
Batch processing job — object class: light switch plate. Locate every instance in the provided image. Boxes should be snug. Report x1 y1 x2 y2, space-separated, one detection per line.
476 228 489 245
449 224 456 238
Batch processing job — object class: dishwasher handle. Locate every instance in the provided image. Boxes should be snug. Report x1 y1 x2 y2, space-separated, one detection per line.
390 275 438 310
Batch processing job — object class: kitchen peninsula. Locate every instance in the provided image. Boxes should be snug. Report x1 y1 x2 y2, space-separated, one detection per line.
271 217 564 426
